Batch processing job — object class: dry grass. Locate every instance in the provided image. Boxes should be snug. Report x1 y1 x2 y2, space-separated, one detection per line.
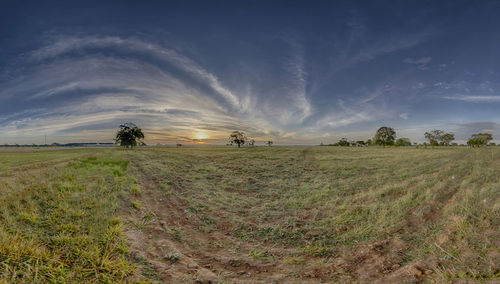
1 146 499 282
124 146 500 282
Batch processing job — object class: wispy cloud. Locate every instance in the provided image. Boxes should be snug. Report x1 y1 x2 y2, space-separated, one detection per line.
282 40 312 123
403 57 432 70
0 35 322 144
351 36 429 65
28 36 243 111
315 99 387 129
442 95 500 102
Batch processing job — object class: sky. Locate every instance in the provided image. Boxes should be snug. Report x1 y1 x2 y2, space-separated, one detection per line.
1 0 499 145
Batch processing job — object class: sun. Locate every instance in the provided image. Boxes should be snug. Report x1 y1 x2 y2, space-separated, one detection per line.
194 132 208 140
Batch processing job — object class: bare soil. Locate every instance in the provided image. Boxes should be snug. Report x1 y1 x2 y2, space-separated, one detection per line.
123 162 434 283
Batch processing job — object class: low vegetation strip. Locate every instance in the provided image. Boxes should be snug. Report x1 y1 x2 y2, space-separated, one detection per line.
0 150 136 282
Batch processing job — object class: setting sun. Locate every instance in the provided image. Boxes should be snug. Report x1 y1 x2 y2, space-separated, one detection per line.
194 132 208 140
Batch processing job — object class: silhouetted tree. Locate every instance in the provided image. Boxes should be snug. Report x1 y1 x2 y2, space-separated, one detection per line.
229 131 247 147
374 126 396 147
266 141 274 146
114 123 145 148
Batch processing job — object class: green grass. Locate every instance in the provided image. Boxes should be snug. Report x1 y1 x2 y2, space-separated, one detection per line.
1 146 499 282
0 148 93 170
0 149 136 282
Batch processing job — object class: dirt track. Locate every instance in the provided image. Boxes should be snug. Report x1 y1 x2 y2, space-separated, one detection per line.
123 162 429 283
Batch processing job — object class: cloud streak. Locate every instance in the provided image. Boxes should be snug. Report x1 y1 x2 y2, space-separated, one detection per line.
403 57 432 70
442 95 500 102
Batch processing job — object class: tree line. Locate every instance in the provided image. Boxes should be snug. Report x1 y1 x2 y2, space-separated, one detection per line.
112 123 494 148
322 126 495 147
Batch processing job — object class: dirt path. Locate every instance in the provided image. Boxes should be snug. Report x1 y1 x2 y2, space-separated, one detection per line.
121 158 438 283
122 162 306 283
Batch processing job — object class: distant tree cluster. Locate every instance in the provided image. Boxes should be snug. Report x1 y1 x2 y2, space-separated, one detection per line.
330 138 369 147
424 130 455 146
326 127 411 147
319 126 495 148
395 138 411 147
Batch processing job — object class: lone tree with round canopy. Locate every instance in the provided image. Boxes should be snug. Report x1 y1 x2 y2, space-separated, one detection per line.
374 126 396 147
229 131 247 147
114 123 145 148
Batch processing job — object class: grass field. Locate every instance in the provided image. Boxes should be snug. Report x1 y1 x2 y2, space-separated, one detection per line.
1 146 499 283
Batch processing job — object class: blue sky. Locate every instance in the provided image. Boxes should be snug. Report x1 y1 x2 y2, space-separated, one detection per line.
1 0 499 144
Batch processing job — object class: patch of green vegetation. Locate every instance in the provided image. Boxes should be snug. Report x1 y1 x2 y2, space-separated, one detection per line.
131 199 142 210
129 213 154 231
248 249 269 260
131 184 142 195
0 151 136 282
163 253 180 264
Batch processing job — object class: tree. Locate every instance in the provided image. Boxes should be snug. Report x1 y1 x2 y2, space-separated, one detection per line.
440 133 455 146
467 138 479 147
424 129 454 146
395 138 411 146
247 139 255 146
468 133 493 147
365 139 373 146
424 129 443 146
374 126 396 147
114 123 145 148
266 140 274 146
334 138 350 146
229 131 247 147
356 140 366 146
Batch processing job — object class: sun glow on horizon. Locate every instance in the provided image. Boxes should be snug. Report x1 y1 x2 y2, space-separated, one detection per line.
194 132 209 140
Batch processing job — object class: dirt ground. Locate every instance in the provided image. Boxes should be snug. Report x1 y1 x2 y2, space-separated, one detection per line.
124 163 432 283
116 147 500 283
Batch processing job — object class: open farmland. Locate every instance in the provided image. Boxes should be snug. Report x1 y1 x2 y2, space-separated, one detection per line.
1 146 499 283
